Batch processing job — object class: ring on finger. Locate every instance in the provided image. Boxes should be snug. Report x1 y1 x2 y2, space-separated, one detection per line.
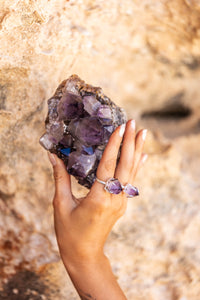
95 177 139 198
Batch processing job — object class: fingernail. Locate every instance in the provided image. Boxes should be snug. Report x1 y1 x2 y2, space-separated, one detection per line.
131 119 135 130
119 123 126 137
142 154 148 163
142 129 147 141
48 152 57 166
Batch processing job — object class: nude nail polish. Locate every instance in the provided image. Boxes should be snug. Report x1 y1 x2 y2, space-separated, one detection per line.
142 154 148 163
142 129 147 141
119 124 126 137
48 152 57 166
131 119 135 130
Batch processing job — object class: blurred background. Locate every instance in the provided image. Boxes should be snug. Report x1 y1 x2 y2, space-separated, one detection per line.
0 1 200 299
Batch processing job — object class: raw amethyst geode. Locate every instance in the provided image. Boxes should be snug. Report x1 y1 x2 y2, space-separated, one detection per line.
40 75 127 188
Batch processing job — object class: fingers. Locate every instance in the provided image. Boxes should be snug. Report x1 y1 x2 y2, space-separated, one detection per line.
48 152 74 211
138 153 148 170
130 129 147 182
115 120 136 183
115 121 147 185
95 124 126 182
94 120 147 193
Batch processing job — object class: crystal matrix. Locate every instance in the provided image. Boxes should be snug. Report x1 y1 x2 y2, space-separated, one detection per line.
40 75 127 188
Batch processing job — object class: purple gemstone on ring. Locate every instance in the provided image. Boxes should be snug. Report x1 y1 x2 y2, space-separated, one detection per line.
124 183 139 197
105 178 122 195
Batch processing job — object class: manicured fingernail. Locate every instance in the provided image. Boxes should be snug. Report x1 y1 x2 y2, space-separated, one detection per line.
119 124 126 137
142 129 147 141
48 152 57 166
131 119 135 130
142 154 148 163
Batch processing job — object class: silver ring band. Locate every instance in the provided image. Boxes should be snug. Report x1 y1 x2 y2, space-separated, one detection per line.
95 177 106 185
96 177 125 187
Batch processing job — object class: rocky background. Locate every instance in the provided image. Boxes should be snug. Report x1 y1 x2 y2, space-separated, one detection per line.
0 0 200 299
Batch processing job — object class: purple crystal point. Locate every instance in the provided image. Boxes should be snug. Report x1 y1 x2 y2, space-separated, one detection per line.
46 121 64 142
39 75 127 188
39 133 55 150
70 117 105 146
124 183 139 197
74 141 94 155
83 95 101 115
105 178 123 194
97 105 111 119
67 152 96 178
47 98 60 122
59 134 73 147
96 105 112 125
57 92 84 120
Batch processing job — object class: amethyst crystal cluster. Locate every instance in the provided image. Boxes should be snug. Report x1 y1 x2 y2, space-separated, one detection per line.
40 75 127 188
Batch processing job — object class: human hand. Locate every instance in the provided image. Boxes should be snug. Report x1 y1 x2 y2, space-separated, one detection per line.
48 120 147 268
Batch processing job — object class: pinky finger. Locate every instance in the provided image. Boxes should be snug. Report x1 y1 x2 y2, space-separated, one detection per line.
138 153 148 170
131 153 148 182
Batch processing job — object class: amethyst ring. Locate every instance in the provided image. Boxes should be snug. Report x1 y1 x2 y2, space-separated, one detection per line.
95 177 139 198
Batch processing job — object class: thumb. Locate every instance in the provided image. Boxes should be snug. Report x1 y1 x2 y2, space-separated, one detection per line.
48 152 73 209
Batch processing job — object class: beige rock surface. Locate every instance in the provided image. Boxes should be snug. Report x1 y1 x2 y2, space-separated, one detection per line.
0 0 200 299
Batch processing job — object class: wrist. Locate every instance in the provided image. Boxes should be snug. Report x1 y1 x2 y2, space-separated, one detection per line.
62 252 109 275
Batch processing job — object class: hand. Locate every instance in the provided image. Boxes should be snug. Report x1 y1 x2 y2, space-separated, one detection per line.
48 119 147 300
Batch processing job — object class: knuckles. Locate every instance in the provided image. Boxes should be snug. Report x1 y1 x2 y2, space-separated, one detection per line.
89 191 126 219
89 196 111 213
53 170 64 183
52 196 59 209
52 195 66 212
